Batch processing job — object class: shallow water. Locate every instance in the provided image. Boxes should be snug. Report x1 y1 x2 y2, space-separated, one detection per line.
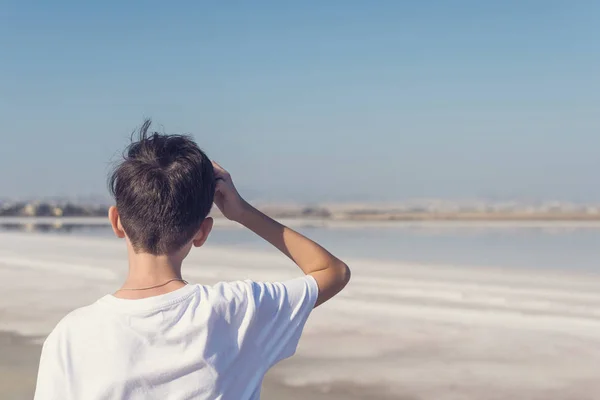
3 219 600 273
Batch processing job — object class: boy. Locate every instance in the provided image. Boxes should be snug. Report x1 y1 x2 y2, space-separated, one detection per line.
33 121 350 400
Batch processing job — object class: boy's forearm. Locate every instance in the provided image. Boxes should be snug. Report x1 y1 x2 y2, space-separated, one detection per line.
236 202 345 276
211 161 350 305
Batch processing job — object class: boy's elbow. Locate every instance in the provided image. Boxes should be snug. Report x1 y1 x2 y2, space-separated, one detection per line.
312 260 350 307
335 261 351 291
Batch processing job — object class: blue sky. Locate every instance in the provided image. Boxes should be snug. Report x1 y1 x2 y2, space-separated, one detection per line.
1 1 599 202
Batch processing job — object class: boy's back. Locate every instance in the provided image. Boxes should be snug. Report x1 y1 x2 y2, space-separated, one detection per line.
36 277 318 399
34 121 349 399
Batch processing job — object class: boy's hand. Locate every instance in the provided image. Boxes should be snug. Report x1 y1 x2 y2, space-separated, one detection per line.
213 161 248 222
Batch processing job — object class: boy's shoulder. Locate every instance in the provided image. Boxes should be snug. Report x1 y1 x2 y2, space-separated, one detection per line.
44 282 252 343
42 301 104 346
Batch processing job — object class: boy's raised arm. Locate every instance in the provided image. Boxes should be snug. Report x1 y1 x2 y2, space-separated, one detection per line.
212 162 350 307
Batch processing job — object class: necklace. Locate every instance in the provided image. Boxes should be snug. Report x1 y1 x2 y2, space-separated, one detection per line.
117 278 188 291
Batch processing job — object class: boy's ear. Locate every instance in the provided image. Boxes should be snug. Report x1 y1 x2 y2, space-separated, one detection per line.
193 217 213 248
108 206 126 239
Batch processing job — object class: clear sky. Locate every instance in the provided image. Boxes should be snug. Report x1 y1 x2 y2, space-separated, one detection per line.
1 1 599 202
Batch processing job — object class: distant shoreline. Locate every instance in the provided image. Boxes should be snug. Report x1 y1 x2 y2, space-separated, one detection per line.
5 201 600 223
331 211 600 222
3 215 600 230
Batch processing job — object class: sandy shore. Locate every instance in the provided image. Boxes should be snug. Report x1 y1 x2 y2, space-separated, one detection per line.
0 332 40 400
2 231 600 399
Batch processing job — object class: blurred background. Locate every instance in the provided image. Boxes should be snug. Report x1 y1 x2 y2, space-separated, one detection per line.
1 1 600 399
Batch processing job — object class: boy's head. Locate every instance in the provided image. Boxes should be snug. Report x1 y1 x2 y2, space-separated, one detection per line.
108 120 215 255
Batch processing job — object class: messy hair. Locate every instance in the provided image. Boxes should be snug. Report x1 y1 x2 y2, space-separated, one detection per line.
109 120 215 255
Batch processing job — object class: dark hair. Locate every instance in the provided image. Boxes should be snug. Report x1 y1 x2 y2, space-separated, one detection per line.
109 120 215 255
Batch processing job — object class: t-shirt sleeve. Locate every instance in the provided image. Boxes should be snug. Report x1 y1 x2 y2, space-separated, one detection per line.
34 330 68 400
245 275 319 367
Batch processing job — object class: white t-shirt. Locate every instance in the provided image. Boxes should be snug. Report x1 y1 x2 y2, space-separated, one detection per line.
34 275 319 400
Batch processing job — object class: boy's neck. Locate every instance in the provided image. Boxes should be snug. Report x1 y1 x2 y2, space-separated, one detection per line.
114 251 187 299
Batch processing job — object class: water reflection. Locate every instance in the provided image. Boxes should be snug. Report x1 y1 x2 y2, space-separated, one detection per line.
0 222 112 235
